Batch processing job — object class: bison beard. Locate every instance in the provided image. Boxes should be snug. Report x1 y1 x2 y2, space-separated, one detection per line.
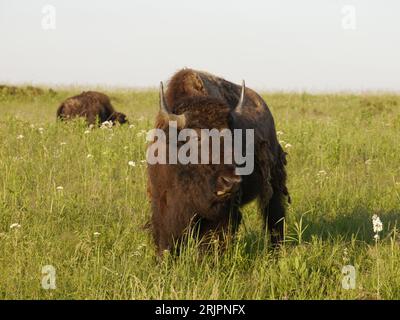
56 91 128 125
147 69 289 256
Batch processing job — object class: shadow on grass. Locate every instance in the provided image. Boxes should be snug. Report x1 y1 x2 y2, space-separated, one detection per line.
237 207 400 257
299 207 400 243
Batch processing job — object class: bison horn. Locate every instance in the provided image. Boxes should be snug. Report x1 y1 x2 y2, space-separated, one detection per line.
235 80 246 113
159 81 169 114
159 81 187 128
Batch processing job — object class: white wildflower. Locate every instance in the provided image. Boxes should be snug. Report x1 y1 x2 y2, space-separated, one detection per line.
374 234 380 240
129 124 135 129
84 130 90 134
316 170 328 183
60 142 67 146
87 154 93 159
285 143 292 149
56 186 64 191
38 127 44 133
100 121 113 129
317 170 328 179
343 248 349 263
137 129 147 137
93 232 101 237
372 214 383 234
277 131 284 136
140 160 147 164
17 135 24 140
365 159 372 165
128 161 136 167
10 223 21 229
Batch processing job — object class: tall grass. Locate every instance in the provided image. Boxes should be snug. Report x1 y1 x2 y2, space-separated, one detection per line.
0 86 399 299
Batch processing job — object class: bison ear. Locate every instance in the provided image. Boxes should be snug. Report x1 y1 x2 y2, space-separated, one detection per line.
157 112 187 130
216 172 241 197
234 80 246 114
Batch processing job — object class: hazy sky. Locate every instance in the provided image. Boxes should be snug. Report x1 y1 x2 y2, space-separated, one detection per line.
0 0 399 91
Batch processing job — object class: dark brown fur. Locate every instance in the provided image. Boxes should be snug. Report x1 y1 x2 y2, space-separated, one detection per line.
56 91 128 125
147 69 289 255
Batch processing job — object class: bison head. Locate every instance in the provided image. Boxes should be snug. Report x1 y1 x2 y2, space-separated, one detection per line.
148 81 247 248
111 112 128 125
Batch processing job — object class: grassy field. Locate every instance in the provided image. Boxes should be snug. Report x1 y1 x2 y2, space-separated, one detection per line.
0 85 400 299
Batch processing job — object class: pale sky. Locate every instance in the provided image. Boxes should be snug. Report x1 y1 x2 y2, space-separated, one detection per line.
0 0 399 91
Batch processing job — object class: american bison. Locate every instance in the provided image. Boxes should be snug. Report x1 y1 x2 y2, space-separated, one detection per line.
147 69 290 255
56 91 128 125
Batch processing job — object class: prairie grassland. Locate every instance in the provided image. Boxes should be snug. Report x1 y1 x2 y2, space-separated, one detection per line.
0 86 400 299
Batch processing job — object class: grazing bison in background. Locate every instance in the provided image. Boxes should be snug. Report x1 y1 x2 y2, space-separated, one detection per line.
57 91 128 125
147 69 290 255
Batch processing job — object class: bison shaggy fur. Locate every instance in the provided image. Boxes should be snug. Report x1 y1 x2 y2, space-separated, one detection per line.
147 69 290 255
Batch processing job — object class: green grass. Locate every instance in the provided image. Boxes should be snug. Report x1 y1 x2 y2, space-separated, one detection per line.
0 85 400 299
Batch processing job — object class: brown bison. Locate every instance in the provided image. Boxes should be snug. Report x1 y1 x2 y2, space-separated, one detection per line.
147 69 289 255
56 91 128 125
